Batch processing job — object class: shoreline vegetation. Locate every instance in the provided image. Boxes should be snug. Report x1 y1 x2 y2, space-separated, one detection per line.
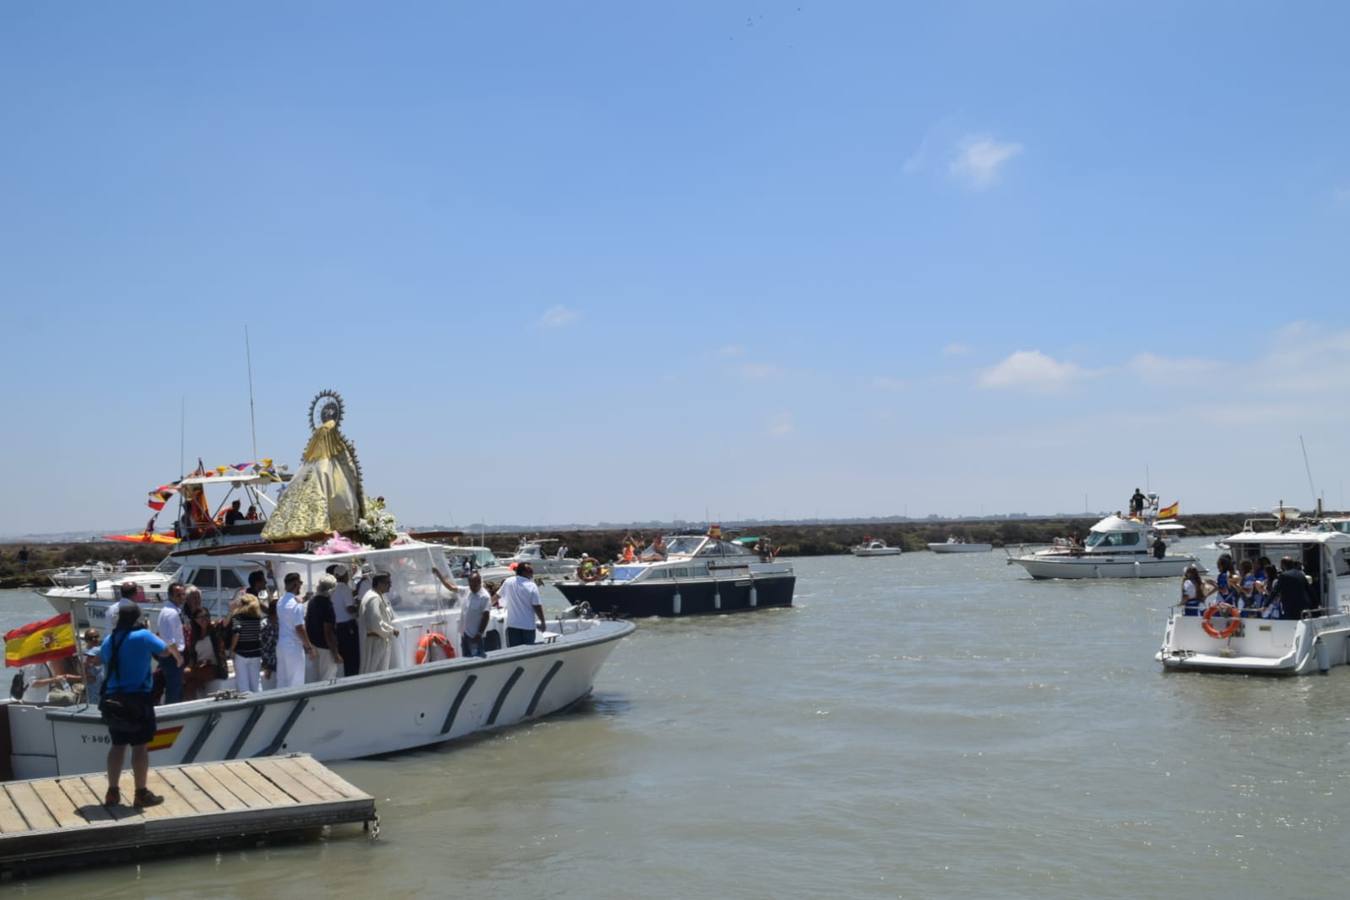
0 514 1256 590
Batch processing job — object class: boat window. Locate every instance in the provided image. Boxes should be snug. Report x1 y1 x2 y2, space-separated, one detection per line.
1086 531 1139 548
155 558 182 575
1335 548 1350 577
696 542 725 557
608 566 645 583
220 569 244 589
722 541 752 557
190 569 217 588
663 537 704 555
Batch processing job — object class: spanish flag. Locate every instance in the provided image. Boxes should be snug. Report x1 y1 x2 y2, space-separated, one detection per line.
1158 501 1180 520
146 725 184 752
4 613 77 668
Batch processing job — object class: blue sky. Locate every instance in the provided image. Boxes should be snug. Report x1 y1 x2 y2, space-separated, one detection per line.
3 2 1350 534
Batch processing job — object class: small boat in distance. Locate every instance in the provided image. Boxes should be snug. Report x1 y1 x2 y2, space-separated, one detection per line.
927 537 992 554
498 537 579 580
852 539 901 557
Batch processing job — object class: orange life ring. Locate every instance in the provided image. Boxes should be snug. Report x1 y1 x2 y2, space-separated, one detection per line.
1202 603 1241 639
415 631 456 663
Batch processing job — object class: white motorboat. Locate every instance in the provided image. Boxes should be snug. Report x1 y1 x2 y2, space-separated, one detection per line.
1008 495 1196 579
852 540 901 557
498 538 579 580
47 561 118 587
1156 522 1350 675
927 537 992 554
557 532 794 617
8 542 633 779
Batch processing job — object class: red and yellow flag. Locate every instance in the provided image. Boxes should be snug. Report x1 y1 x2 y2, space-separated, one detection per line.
147 725 184 752
4 612 77 668
1158 501 1180 519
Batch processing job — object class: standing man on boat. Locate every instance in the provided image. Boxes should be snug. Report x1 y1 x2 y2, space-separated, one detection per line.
101 598 181 808
1129 488 1147 517
155 582 187 704
496 563 546 647
329 564 360 677
305 574 342 682
276 572 316 689
359 572 399 671
432 567 492 658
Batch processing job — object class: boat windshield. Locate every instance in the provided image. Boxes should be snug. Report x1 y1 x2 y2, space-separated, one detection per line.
663 536 704 555
1085 531 1140 548
608 566 645 583
154 557 182 575
266 547 455 613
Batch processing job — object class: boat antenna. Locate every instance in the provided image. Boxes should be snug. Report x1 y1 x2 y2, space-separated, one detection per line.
179 395 186 478
1300 434 1318 510
245 326 259 463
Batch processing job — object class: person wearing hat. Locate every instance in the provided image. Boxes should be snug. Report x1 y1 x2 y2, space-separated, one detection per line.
305 574 343 682
328 564 360 677
100 598 182 808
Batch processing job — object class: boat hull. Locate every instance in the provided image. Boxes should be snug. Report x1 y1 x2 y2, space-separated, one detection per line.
556 575 795 618
852 549 901 557
1010 554 1194 579
927 543 992 553
6 620 634 780
1156 610 1350 675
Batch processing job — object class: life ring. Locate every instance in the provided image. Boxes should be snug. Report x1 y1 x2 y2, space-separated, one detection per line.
1202 604 1241 639
415 632 456 663
577 557 603 583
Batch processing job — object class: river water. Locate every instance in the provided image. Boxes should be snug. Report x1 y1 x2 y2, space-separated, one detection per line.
3 539 1347 898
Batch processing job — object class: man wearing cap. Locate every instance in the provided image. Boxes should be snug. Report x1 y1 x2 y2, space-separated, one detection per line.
495 563 547 647
154 582 187 703
101 598 182 808
329 565 360 676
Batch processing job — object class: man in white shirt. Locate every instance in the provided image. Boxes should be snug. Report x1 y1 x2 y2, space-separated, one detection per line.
329 565 360 677
432 568 493 658
495 563 546 648
154 582 187 703
275 572 316 689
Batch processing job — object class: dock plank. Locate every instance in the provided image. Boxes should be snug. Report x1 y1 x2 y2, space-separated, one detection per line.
246 758 325 804
7 783 57 831
144 770 196 820
0 790 28 834
56 778 114 825
30 780 85 829
221 761 297 806
182 766 248 812
261 757 344 803
156 768 221 815
291 755 366 800
207 764 270 808
79 776 138 821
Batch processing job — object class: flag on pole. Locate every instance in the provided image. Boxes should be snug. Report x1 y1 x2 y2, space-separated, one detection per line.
4 613 77 668
1158 501 1180 519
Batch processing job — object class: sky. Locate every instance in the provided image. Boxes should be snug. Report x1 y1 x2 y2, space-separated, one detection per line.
3 2 1350 535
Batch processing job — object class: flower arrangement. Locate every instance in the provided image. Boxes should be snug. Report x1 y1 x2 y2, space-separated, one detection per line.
354 497 399 549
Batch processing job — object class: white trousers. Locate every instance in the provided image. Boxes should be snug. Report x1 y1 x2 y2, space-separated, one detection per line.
233 655 262 694
275 643 306 690
361 636 392 674
307 651 339 683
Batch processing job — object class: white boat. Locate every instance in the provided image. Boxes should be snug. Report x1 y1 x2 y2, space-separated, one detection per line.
498 538 580 580
1156 523 1350 675
1008 504 1197 580
556 532 794 617
852 540 901 557
47 561 117 587
927 537 992 554
8 542 634 779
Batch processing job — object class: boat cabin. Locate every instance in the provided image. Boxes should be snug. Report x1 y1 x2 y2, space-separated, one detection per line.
1224 529 1350 613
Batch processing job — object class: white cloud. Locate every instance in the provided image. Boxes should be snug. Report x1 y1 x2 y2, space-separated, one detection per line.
950 135 1023 190
978 350 1087 392
767 412 794 437
1125 351 1222 386
537 305 579 328
943 342 972 357
870 376 907 392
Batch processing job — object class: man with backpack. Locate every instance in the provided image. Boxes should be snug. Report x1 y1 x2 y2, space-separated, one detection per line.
100 598 182 808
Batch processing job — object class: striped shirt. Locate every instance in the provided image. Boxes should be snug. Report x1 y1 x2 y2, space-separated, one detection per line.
230 613 263 658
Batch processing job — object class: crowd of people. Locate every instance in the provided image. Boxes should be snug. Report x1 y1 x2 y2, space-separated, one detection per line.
1178 553 1319 620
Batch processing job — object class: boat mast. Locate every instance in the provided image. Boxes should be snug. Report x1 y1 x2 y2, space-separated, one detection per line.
245 326 259 463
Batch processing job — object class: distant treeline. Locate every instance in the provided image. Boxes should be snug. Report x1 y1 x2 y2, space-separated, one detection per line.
0 514 1255 588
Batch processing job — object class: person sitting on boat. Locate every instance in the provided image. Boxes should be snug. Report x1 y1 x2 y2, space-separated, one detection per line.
245 504 259 521
1152 535 1166 560
1067 530 1084 554
495 562 546 648
224 499 245 528
621 541 636 564
641 535 668 562
1212 554 1239 609
1178 565 1213 616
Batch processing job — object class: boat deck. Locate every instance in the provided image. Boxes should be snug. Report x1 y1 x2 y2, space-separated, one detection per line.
0 754 375 875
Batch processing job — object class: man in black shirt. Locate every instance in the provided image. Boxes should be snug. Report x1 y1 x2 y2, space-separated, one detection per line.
305 575 342 681
1268 556 1314 620
1129 488 1147 517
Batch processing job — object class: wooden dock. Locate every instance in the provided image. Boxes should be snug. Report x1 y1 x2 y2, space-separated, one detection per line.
0 754 376 875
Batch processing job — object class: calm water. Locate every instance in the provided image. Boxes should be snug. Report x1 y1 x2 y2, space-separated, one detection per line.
4 539 1347 898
